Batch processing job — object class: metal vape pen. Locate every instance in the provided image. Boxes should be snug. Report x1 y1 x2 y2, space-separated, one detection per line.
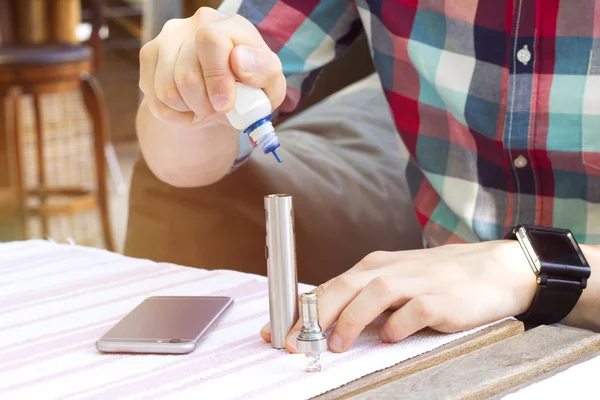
264 194 299 349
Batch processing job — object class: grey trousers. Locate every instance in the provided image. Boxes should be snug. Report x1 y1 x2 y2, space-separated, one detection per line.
124 74 423 285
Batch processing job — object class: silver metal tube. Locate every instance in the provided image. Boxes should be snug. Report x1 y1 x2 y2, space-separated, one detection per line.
264 194 299 349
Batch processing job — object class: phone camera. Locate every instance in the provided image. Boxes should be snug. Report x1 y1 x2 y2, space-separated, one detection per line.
169 339 181 343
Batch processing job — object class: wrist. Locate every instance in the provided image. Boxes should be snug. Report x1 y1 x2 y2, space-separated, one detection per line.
489 240 538 316
502 225 595 329
137 101 239 187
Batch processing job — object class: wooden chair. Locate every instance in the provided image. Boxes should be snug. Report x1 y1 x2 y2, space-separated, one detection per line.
0 0 114 250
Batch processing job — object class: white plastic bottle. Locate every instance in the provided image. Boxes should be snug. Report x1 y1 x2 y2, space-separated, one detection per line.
226 82 282 163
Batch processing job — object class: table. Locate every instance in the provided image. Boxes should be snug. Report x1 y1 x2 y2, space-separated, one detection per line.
2 240 600 399
347 324 600 399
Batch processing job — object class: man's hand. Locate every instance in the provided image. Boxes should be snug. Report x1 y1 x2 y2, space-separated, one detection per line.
139 7 286 126
260 240 537 353
136 7 287 187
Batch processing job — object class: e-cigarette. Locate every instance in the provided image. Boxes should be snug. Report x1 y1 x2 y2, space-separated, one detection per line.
264 194 299 349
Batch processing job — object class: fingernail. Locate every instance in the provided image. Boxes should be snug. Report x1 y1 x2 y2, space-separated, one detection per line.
239 46 256 72
379 330 390 343
210 94 230 112
328 333 343 353
260 324 271 337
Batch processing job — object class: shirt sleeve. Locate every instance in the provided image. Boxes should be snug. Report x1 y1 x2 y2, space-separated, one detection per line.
218 0 363 171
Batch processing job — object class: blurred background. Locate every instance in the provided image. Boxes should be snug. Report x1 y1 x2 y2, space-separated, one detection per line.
0 0 222 252
0 0 374 256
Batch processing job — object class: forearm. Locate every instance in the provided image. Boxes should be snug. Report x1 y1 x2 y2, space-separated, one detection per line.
136 99 239 188
563 244 600 331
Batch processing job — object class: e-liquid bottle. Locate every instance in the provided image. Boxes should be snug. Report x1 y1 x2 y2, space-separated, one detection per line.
226 82 282 163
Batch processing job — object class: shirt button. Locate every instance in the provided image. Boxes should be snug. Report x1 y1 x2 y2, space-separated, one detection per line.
514 155 528 168
517 45 531 65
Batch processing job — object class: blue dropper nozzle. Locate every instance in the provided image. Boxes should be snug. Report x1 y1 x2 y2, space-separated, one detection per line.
259 132 282 164
272 149 282 163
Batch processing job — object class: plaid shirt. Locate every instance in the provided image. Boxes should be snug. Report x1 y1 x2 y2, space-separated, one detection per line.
220 0 600 246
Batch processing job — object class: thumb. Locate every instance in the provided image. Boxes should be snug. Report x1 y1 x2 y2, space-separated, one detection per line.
260 322 271 342
283 291 309 353
230 45 286 109
260 315 302 352
260 292 303 350
230 45 281 84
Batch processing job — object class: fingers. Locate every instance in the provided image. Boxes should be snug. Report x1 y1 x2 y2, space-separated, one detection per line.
264 250 406 352
354 250 402 272
379 295 450 343
260 323 271 343
196 15 285 113
141 8 286 124
153 21 190 113
173 38 211 119
280 252 404 353
138 8 221 124
195 25 237 112
264 250 438 353
194 15 262 112
284 271 373 353
261 279 335 345
139 41 194 124
329 277 429 352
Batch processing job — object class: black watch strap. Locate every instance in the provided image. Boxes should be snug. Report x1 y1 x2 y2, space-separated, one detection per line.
515 277 582 329
505 227 586 329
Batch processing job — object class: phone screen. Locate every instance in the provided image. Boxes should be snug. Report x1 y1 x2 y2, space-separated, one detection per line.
101 296 233 342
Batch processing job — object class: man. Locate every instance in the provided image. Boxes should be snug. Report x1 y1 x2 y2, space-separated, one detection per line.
135 0 600 354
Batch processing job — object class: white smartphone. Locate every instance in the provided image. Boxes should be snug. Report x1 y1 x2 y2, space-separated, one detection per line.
96 296 234 354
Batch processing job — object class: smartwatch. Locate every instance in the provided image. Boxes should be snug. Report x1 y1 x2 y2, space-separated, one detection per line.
504 224 591 329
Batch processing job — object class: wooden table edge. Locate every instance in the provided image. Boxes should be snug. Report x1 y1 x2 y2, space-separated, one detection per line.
314 319 524 400
490 340 600 399
347 324 600 400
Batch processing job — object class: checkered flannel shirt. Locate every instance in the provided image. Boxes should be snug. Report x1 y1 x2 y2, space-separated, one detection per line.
220 0 600 246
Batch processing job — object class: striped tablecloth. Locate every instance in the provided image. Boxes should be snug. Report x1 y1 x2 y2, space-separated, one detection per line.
1 240 500 399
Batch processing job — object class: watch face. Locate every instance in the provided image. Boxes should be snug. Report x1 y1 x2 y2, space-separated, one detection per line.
527 229 583 266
